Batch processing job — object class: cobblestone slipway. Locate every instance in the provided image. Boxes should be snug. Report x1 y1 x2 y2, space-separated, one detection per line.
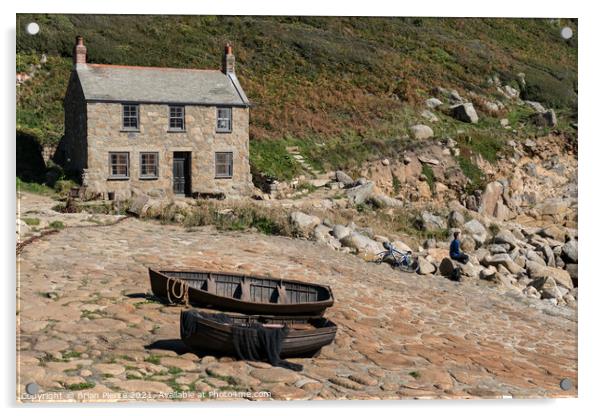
17 197 577 402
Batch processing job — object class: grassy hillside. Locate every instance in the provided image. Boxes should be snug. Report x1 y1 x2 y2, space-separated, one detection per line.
17 15 577 180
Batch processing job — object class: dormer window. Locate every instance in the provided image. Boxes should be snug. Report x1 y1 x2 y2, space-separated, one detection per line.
216 107 232 133
169 105 185 131
122 104 139 130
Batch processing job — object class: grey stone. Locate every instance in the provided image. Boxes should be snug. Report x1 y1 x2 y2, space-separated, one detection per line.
418 155 440 165
448 210 465 228
561 240 578 264
488 244 508 254
332 224 352 240
418 212 446 231
425 97 443 109
526 261 574 289
526 249 547 266
450 103 479 123
480 181 504 217
313 224 332 242
421 110 439 122
335 170 354 186
479 266 497 281
290 211 321 237
460 235 476 253
532 109 557 127
482 253 523 274
494 229 520 249
463 219 487 246
502 84 519 99
370 194 404 209
409 124 434 140
458 262 480 280
525 101 546 113
347 182 375 205
565 263 578 282
417 257 436 275
340 232 382 257
127 194 150 216
390 240 413 253
538 225 567 242
530 276 562 299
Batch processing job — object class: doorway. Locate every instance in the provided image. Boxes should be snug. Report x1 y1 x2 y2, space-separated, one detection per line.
172 152 191 196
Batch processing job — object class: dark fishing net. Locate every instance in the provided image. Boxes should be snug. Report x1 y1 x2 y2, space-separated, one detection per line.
181 310 303 371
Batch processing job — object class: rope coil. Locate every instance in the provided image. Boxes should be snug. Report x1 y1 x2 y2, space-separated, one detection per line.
166 278 189 306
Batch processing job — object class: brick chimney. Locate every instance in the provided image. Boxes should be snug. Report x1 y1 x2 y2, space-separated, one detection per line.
222 43 235 74
73 36 87 66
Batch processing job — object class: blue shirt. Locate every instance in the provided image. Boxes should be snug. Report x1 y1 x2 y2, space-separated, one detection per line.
450 239 461 257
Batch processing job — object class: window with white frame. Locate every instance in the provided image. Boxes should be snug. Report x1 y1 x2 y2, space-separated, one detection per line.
140 152 159 178
215 152 233 178
122 104 139 130
109 152 129 178
216 107 232 132
169 106 185 131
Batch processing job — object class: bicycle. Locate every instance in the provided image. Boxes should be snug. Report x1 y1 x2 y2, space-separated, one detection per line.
375 242 419 273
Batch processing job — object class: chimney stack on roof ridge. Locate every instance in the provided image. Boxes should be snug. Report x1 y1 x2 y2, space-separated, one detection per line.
222 43 235 75
74 35 87 66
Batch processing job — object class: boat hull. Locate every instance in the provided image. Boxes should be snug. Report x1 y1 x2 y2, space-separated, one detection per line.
180 310 338 358
149 268 334 316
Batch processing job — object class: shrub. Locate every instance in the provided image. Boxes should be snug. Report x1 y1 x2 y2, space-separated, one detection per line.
296 182 318 194
23 217 40 226
421 164 435 192
456 133 504 163
520 68 577 111
489 223 501 236
180 201 293 236
457 156 485 194
392 174 401 195
16 178 55 195
250 140 301 181
49 220 65 230
66 382 95 391
53 179 77 196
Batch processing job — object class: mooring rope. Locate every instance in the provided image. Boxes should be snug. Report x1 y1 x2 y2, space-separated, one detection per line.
166 278 189 306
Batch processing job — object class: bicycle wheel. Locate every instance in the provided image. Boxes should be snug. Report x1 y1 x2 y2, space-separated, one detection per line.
399 261 419 273
398 255 419 273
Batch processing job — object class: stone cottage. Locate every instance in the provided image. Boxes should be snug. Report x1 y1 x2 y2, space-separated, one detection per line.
62 36 253 200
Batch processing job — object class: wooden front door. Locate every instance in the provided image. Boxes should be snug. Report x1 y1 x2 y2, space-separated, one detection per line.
172 152 191 195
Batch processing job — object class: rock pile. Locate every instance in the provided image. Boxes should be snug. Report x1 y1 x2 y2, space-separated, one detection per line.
290 211 407 260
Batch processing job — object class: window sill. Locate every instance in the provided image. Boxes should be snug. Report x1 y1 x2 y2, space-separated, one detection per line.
107 176 130 181
167 129 186 133
215 176 233 180
216 130 232 134
120 129 140 133
139 176 159 181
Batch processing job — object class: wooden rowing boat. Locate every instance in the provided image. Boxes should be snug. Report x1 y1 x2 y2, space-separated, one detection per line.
148 268 334 315
180 309 337 358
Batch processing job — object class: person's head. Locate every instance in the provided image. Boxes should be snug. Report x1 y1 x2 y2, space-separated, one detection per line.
453 231 460 240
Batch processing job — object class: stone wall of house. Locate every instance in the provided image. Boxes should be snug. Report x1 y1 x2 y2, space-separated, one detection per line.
84 102 253 199
61 71 88 174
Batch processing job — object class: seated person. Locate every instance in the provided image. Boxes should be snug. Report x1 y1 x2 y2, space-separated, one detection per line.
449 231 469 264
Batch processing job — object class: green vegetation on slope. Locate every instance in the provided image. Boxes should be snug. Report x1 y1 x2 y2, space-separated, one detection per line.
16 15 577 180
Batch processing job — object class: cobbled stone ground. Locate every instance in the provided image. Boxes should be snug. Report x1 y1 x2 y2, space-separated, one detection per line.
16 196 577 402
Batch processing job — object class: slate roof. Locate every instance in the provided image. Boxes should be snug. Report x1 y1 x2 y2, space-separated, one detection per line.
75 64 250 107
